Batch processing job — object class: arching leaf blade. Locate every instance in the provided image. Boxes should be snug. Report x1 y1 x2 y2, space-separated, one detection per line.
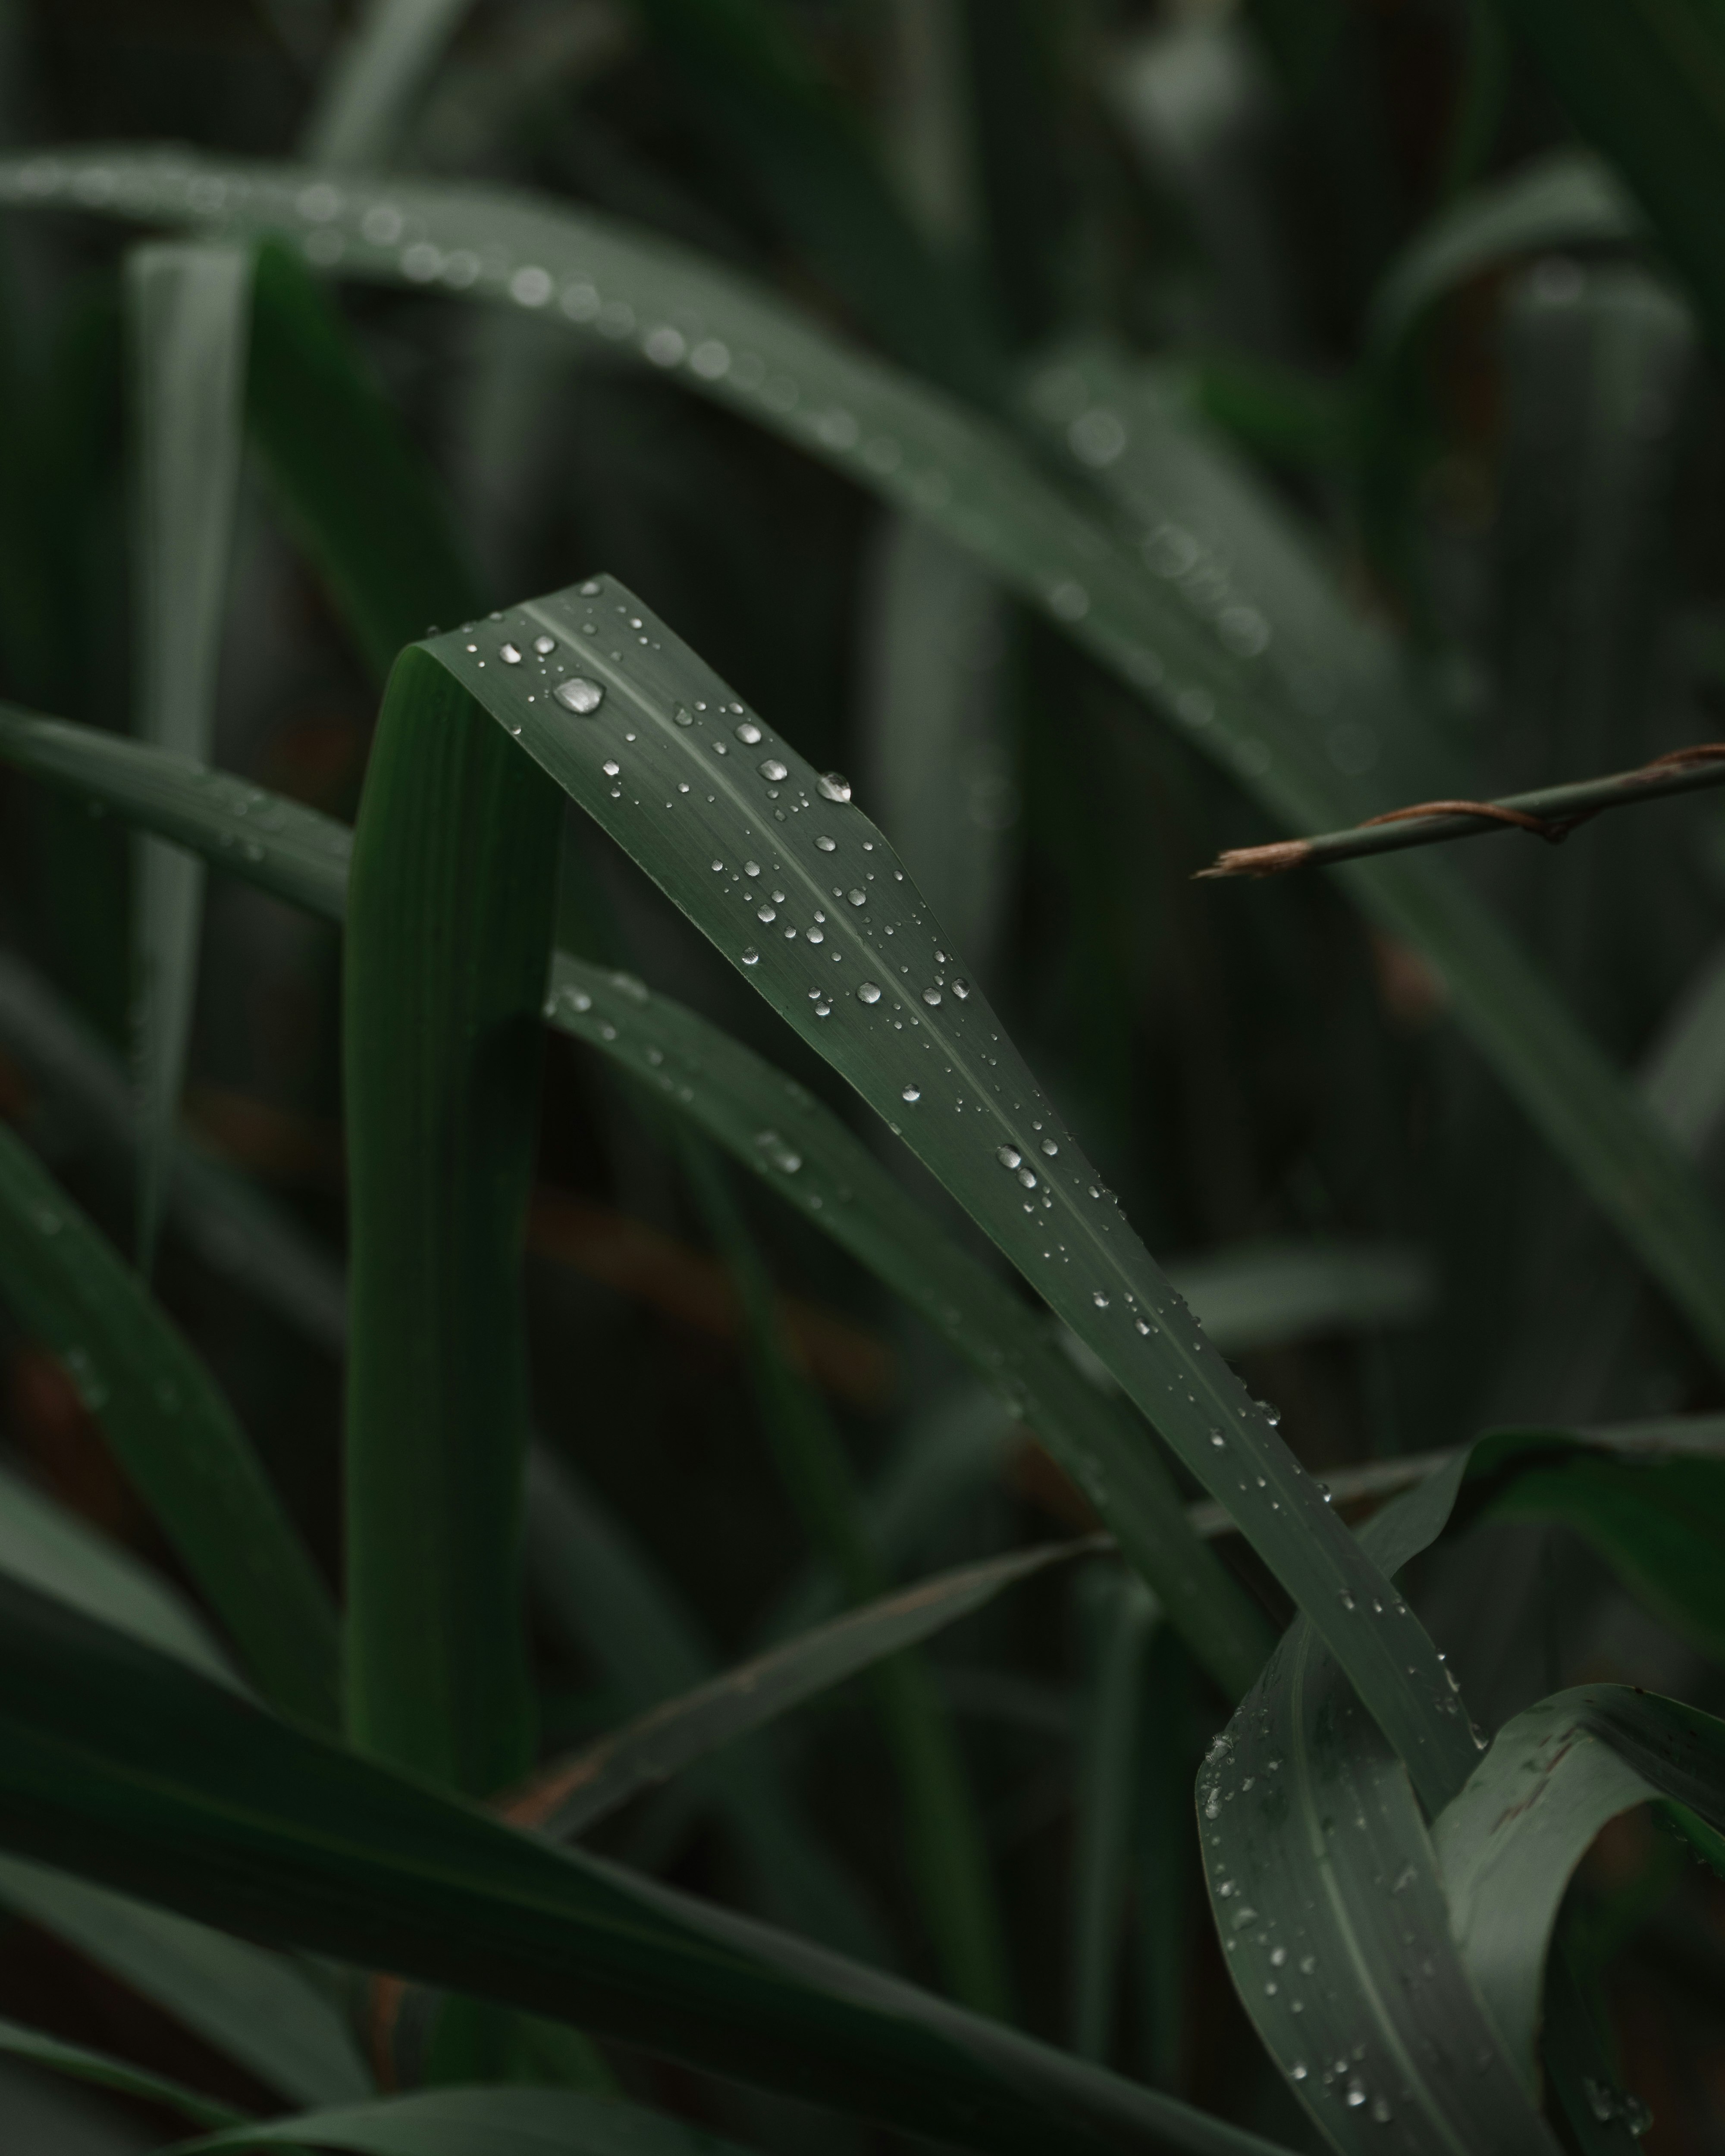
420 580 1472 1810
301 0 476 172
0 2013 244 2131
174 2084 745 2156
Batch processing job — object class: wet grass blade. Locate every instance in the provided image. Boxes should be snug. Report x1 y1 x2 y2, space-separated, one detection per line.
174 2086 750 2156
677 1138 1011 2016
1433 1685 1725 2102
0 2014 245 2130
0 1575 1289 2156
0 698 1265 1694
515 1536 1099 1842
0 1856 372 2107
124 241 251 1272
11 152 1725 1397
423 582 1470 1811
345 657 562 1794
1070 1570 1158 2063
0 1120 338 1727
301 0 475 172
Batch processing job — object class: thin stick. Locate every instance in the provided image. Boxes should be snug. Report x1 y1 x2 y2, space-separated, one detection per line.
1195 743 1725 880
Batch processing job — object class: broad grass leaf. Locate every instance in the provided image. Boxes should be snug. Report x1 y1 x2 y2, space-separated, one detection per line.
0 1573 1287 2156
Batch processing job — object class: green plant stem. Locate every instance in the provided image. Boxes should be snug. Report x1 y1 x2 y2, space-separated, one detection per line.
679 1138 1013 2020
344 647 563 1795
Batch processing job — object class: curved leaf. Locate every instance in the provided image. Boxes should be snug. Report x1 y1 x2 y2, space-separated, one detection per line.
423 578 1471 1807
1433 1686 1725 2097
302 0 476 172
1366 150 1639 357
0 1574 1286 2156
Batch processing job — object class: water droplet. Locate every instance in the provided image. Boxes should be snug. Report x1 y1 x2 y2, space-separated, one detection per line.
500 642 523 664
807 928 824 944
734 719 763 745
1017 1168 1037 1189
580 580 602 595
857 981 882 1004
922 987 942 1007
1290 2063 1308 2083
672 703 693 726
1093 1291 1110 1309
742 948 759 965
816 834 836 852
757 905 777 923
1338 1591 1357 1612
533 634 557 656
754 1129 802 1173
759 758 789 782
817 771 852 803
847 889 867 907
743 860 761 877
1270 1947 1286 1968
602 759 620 777
1040 1138 1058 1156
1209 1430 1225 1448
902 1085 921 1103
1345 2080 1366 2109
1135 1318 1151 1335
951 978 970 999
555 677 604 714
996 1146 1022 1169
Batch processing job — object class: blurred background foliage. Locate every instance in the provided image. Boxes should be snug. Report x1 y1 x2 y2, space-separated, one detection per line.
2 0 1725 2148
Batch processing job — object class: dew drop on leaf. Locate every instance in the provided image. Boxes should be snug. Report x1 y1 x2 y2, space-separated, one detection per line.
533 634 557 656
996 1146 1022 1169
499 642 522 664
759 758 789 782
816 834 836 852
902 1085 921 1104
922 987 942 1006
857 981 882 1004
817 771 852 803
742 948 759 965
555 677 605 714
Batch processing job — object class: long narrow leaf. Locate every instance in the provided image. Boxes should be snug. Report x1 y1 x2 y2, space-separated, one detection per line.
176 2086 747 2156
345 659 562 1794
515 1536 1100 1842
0 1119 338 1727
0 1856 372 2109
125 241 251 1270
0 1574 1286 2156
0 2015 244 2131
302 0 475 172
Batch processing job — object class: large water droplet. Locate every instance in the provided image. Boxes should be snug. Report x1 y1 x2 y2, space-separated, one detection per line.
757 905 777 923
996 1146 1022 1169
1040 1138 1058 1156
1016 1168 1037 1189
922 987 942 1007
533 634 557 656
1345 2079 1366 2109
1093 1291 1110 1309
951 978 970 999
759 758 789 782
857 981 882 1004
817 771 852 803
742 948 759 965
902 1085 921 1104
602 759 620 777
500 642 523 664
735 719 762 745
847 889 867 907
555 677 605 714
816 834 836 852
